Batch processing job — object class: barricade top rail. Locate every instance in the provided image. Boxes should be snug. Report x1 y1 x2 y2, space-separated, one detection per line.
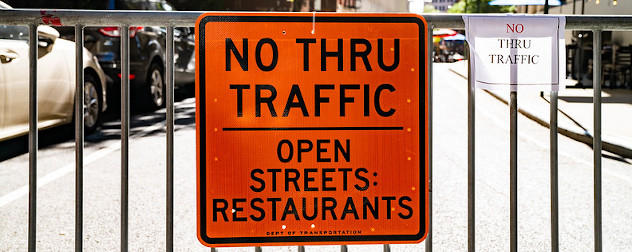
1 9 632 30
5 6 632 251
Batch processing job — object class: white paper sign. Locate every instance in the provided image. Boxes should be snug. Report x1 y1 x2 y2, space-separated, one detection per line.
464 15 566 91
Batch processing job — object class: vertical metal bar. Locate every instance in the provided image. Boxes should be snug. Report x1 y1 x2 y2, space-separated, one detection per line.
510 91 518 252
210 248 217 252
592 29 603 252
166 26 175 252
340 245 348 252
121 25 130 252
550 91 559 252
74 23 85 252
466 43 475 252
383 244 391 252
578 34 584 86
28 22 38 252
298 246 305 252
254 247 262 252
425 24 434 252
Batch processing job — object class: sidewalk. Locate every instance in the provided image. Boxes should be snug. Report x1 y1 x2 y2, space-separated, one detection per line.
448 60 632 159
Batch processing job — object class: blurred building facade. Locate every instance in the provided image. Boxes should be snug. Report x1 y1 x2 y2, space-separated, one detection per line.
427 0 458 12
337 0 409 12
225 0 337 11
548 0 632 45
548 0 632 87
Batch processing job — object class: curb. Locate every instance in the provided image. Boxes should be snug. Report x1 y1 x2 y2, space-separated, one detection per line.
448 65 632 159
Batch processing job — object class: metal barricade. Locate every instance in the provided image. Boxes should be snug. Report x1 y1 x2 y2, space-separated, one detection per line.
462 16 632 252
1 8 631 251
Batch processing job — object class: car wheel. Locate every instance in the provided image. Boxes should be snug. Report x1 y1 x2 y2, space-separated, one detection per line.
84 74 102 134
146 62 165 109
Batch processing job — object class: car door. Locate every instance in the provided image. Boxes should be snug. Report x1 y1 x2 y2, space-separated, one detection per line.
0 25 73 140
0 26 32 139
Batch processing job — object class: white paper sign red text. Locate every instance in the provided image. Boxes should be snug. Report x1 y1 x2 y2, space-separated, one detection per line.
465 16 566 91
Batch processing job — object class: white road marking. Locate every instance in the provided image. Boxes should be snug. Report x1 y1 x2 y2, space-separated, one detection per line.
0 120 167 208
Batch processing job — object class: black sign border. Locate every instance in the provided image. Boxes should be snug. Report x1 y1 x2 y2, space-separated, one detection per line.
197 14 427 246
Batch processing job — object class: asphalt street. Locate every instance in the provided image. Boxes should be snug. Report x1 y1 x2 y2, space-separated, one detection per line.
1 63 631 251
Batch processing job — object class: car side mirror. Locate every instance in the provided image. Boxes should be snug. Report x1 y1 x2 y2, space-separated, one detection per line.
37 26 59 47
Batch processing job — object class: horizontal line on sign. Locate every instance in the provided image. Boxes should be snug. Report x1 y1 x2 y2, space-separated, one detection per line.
222 126 404 131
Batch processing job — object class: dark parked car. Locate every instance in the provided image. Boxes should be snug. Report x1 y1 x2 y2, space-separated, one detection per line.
82 0 195 109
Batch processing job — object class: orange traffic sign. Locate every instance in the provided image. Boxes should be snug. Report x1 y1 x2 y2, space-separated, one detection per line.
196 12 428 247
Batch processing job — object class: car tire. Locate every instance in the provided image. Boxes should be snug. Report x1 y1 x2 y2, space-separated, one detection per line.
145 62 166 109
84 74 102 134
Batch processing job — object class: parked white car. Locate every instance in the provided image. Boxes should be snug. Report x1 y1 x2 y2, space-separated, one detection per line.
0 23 108 141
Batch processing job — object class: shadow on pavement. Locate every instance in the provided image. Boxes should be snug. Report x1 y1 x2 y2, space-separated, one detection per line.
0 87 196 162
92 88 196 142
0 125 74 162
559 96 632 104
559 88 632 104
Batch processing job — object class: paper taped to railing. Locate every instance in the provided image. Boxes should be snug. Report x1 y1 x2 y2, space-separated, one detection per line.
464 15 566 92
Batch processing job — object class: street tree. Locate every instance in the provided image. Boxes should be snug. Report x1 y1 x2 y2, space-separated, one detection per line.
447 0 515 13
